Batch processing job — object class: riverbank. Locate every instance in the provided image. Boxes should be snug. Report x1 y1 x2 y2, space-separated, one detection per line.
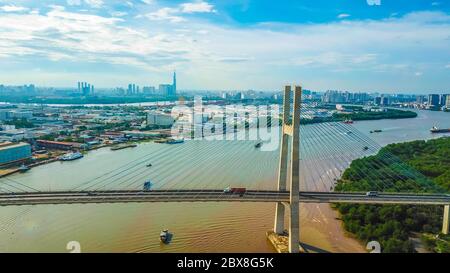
334 137 450 253
0 136 173 179
301 108 417 125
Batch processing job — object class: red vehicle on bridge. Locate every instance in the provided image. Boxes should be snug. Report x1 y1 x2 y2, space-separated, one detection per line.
224 187 246 196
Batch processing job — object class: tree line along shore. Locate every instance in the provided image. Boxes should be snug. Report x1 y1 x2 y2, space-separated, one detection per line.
334 137 450 253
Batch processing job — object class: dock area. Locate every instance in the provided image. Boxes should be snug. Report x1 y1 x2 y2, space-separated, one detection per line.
110 144 138 151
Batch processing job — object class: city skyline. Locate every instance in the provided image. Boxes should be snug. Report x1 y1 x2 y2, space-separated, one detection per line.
0 1 449 93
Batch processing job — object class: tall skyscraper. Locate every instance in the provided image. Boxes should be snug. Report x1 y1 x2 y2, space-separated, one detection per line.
127 84 132 95
172 71 177 96
78 82 93 96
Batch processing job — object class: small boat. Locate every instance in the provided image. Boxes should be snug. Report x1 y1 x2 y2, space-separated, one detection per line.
430 126 450 133
343 119 354 124
370 129 383 133
59 152 83 161
363 146 369 151
18 164 30 173
146 163 153 167
166 139 184 144
254 142 262 148
160 229 170 243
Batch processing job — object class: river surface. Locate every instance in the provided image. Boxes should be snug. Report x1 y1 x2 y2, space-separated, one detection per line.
0 109 448 253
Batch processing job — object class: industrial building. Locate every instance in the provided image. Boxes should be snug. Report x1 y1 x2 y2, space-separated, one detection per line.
36 140 82 151
0 142 31 165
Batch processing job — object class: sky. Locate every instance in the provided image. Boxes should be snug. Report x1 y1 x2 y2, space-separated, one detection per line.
0 0 449 93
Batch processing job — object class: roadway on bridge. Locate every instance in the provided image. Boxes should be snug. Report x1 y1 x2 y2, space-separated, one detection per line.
0 190 449 206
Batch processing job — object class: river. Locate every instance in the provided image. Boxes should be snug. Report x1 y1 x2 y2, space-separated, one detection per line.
0 109 448 253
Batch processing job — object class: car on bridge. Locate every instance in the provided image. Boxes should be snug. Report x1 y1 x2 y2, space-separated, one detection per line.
224 187 246 197
143 181 153 191
366 191 378 197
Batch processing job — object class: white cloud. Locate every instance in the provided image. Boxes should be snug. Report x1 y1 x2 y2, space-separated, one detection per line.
0 5 29 12
146 2 216 23
180 1 216 13
67 0 82 6
337 13 350 19
67 0 103 8
110 11 128 17
0 8 449 91
0 6 190 71
84 0 103 8
146 8 186 23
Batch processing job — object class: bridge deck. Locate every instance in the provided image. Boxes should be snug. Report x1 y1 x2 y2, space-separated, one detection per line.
0 190 449 206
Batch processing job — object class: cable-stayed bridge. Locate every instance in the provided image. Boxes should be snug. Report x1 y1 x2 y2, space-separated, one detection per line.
0 85 449 253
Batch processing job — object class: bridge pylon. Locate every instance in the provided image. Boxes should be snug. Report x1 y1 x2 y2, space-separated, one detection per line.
273 85 302 253
443 205 449 235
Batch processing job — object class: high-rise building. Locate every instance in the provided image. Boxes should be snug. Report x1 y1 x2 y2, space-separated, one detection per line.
127 84 133 95
78 82 93 96
159 84 173 96
172 71 177 96
147 112 175 126
428 94 440 107
374 96 382 105
440 94 447 107
143 86 156 94
446 95 450 109
416 95 426 104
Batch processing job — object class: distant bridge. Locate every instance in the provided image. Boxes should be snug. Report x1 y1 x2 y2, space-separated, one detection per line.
1 190 449 206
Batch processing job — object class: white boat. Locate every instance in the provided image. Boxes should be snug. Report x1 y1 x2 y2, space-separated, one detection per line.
18 164 30 173
59 152 83 161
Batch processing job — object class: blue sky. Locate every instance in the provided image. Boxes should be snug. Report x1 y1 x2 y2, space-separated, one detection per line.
0 0 449 93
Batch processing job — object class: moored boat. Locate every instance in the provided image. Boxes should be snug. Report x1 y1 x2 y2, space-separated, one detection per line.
18 164 30 173
59 152 83 161
166 138 184 144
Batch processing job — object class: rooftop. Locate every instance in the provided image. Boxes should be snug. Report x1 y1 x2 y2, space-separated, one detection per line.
0 142 30 151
